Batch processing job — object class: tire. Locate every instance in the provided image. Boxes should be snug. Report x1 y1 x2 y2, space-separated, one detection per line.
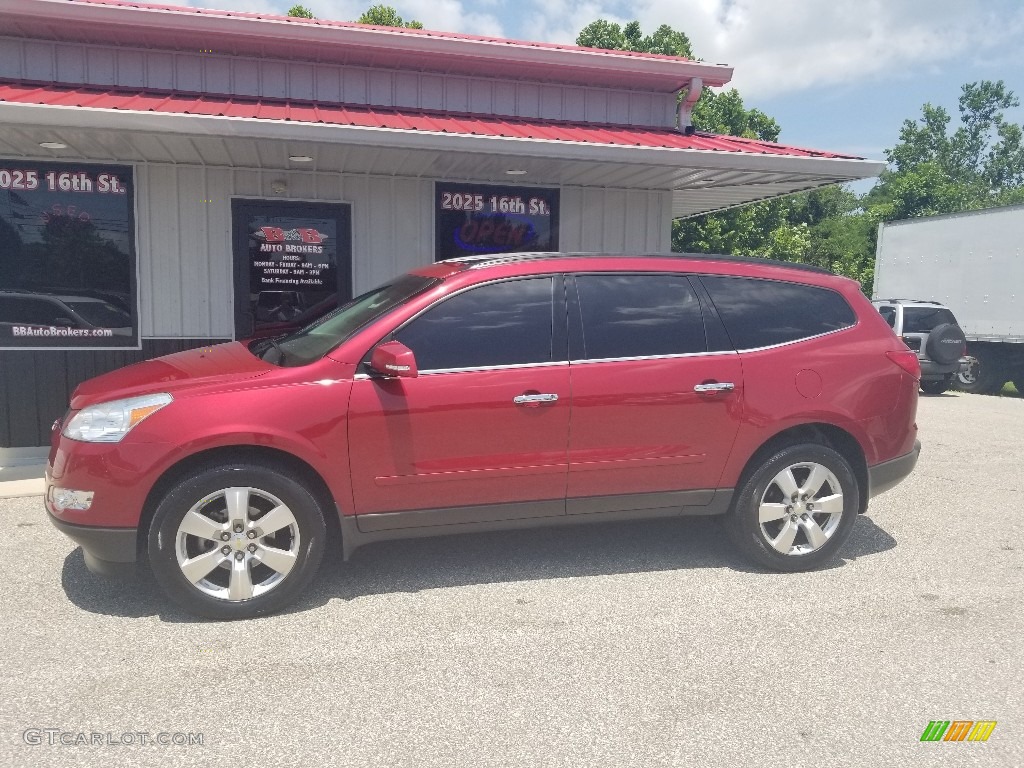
725 444 860 572
920 376 952 395
924 323 967 365
955 349 1005 394
148 462 326 620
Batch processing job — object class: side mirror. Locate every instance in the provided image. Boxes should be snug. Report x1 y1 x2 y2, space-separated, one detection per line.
370 340 418 379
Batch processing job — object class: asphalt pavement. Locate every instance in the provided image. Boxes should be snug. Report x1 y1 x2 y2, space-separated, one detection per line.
1 393 1021 768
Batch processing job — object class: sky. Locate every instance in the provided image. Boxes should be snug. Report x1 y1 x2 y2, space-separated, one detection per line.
191 0 1024 189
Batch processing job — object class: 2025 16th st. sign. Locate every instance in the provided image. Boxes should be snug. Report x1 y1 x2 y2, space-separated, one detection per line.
0 160 138 349
435 182 559 261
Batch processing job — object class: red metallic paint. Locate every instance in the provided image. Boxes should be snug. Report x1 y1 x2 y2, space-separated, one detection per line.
566 355 744 497
348 365 571 514
46 254 919 554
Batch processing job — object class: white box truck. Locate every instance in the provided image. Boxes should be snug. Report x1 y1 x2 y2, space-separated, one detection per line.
873 204 1024 394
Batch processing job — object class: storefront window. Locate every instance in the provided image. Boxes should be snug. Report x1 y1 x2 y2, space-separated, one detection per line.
435 182 559 261
231 199 352 339
0 161 137 348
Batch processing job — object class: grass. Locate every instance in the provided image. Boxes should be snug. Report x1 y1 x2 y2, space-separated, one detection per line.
1000 382 1020 397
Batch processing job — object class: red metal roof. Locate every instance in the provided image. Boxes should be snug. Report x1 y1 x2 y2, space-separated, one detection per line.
0 80 859 160
68 0 699 64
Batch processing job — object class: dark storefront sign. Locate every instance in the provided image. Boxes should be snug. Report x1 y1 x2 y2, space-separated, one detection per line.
231 199 352 338
435 182 559 261
0 160 138 349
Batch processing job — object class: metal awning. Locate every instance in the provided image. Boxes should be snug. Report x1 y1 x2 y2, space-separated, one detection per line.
0 80 884 218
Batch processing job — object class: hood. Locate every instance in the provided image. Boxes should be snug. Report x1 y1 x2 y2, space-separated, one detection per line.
70 342 274 409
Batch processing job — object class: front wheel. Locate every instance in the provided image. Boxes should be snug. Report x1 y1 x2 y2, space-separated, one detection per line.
148 463 326 619
725 444 860 572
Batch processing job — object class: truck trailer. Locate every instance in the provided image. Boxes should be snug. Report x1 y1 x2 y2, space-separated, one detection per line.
873 204 1024 394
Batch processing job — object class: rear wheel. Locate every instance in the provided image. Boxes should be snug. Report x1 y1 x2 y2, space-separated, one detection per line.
148 463 326 619
725 444 860 571
955 350 1005 394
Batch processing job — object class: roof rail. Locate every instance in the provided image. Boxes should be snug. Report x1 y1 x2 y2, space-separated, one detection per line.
440 251 835 275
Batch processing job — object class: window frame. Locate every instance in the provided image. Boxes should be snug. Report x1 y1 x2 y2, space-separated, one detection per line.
363 274 567 375
566 271 728 364
696 274 858 353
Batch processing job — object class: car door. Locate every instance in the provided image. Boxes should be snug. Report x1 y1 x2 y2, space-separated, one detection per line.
347 275 571 530
565 273 743 512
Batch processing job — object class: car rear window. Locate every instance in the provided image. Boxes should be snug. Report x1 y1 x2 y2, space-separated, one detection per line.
700 275 856 350
902 307 958 333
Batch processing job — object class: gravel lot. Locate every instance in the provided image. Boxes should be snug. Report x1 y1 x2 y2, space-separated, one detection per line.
1 393 1021 768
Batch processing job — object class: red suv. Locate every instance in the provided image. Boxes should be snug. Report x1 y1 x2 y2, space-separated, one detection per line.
46 254 921 619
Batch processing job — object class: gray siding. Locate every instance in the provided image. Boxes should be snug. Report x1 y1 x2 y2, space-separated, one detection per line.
0 37 677 128
134 164 671 338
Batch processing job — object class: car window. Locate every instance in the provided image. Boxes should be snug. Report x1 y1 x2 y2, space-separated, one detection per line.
395 277 554 370
877 306 897 328
259 274 437 366
700 276 856 349
0 296 66 325
902 307 957 333
573 274 707 359
64 300 132 328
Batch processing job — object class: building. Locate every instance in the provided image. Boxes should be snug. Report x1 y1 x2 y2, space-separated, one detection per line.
0 0 884 449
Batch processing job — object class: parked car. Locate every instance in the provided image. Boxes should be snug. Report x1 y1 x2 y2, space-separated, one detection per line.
46 253 921 619
871 299 968 394
0 290 132 337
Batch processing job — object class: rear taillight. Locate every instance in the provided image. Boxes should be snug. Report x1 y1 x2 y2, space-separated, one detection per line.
887 349 921 380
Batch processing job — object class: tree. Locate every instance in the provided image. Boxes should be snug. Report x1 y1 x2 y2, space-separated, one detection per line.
357 4 423 29
576 20 693 57
576 21 801 264
286 4 314 18
867 80 1024 220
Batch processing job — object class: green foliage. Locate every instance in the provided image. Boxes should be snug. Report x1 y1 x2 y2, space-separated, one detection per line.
577 14 1023 291
576 20 692 58
286 4 315 18
867 80 1024 220
692 88 780 142
357 5 423 29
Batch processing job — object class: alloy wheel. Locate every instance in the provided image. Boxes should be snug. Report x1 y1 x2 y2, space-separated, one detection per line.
174 486 300 601
756 462 844 556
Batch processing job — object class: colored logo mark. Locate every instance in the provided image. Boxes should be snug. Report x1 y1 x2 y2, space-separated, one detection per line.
920 720 997 742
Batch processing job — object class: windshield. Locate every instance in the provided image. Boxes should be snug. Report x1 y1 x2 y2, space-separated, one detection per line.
903 307 958 333
252 274 438 366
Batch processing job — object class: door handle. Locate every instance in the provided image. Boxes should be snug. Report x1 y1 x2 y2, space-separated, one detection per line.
694 382 735 393
513 393 559 405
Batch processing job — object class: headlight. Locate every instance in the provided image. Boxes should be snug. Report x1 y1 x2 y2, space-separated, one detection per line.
62 393 173 443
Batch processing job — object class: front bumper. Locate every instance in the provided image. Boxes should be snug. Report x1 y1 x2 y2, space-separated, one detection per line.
46 510 137 575
868 440 921 498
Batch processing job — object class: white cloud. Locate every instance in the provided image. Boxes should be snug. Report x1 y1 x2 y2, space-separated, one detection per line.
186 0 1024 102
521 0 1024 99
